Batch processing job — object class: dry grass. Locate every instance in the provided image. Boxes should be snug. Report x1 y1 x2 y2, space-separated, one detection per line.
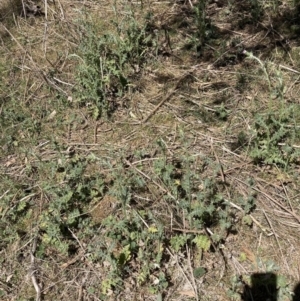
1 0 300 300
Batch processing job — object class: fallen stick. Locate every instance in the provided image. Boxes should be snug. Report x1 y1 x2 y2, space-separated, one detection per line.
142 71 193 123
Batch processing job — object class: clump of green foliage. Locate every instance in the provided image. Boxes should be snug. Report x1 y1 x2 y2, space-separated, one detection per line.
243 51 300 168
250 0 264 21
192 0 216 54
87 150 257 294
73 9 157 119
250 106 300 168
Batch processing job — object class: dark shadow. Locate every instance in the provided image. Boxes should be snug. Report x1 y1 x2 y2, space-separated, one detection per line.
242 273 300 301
242 273 277 301
293 282 300 301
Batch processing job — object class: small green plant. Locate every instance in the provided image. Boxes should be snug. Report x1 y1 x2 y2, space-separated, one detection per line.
37 156 102 255
73 9 156 119
215 103 230 121
0 153 105 258
242 50 300 168
89 209 166 294
152 150 256 242
249 107 300 168
250 0 263 22
191 0 216 54
194 0 208 50
170 234 191 252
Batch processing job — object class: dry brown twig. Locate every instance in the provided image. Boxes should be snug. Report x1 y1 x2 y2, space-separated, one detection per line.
233 177 300 224
225 198 273 236
142 71 194 123
77 271 89 301
186 245 199 301
210 138 226 183
262 210 290 271
165 247 196 298
30 236 41 301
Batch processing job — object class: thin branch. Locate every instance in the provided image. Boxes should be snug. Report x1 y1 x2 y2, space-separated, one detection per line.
30 236 41 301
142 71 193 123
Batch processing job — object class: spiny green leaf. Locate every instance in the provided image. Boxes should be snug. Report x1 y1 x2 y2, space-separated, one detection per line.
193 235 211 251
